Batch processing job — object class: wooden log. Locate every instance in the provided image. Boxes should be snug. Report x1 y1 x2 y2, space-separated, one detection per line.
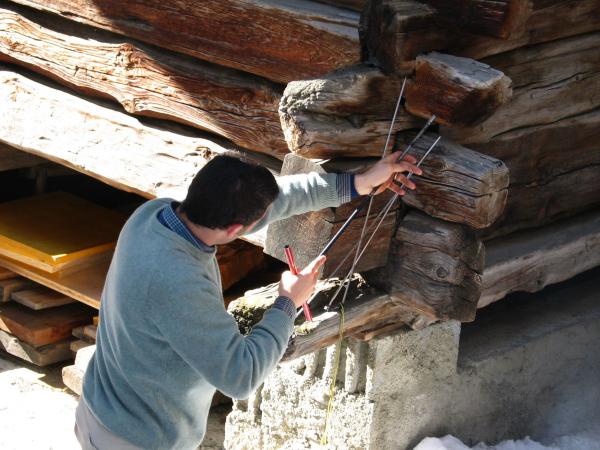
398 133 509 229
264 154 397 276
421 0 532 39
11 286 76 310
404 52 512 127
9 0 360 83
443 33 600 145
0 276 33 302
473 110 600 238
480 209 600 308
361 0 600 73
0 301 95 346
365 211 484 322
0 6 287 156
0 142 45 171
279 65 421 158
0 67 280 203
0 328 73 366
360 0 448 73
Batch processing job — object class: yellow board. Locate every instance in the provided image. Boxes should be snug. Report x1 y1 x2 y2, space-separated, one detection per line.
0 192 126 273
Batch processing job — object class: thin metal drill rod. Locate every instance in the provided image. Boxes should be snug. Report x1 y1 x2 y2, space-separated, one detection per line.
321 136 442 312
298 136 442 318
318 114 437 258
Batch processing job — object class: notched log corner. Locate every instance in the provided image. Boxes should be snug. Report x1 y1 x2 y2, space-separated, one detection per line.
365 210 485 322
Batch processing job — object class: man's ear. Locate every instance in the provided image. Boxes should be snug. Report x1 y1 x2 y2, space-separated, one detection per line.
225 223 244 237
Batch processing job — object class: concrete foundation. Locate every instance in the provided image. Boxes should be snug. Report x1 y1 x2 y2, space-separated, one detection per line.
225 268 600 449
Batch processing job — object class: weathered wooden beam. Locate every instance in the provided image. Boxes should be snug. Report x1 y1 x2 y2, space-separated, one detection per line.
473 110 600 238
399 133 509 229
361 0 600 73
421 0 532 39
0 301 95 346
9 0 360 83
0 6 287 156
279 65 420 158
265 154 397 276
443 33 600 145
360 0 447 73
366 210 484 322
0 328 73 366
480 209 600 308
404 52 512 127
0 67 280 201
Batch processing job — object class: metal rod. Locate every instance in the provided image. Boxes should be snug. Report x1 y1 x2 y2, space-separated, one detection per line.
317 114 437 258
298 135 443 318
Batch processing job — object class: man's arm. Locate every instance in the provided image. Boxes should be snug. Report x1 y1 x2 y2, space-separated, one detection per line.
245 172 351 234
246 151 421 234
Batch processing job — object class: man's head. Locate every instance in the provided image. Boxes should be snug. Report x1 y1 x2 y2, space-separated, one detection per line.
180 153 279 242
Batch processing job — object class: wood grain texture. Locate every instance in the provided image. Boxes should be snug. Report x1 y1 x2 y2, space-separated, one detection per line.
473 109 600 238
480 210 600 307
0 5 287 156
11 285 75 310
366 211 484 322
0 68 265 202
8 0 360 83
405 52 512 126
421 0 532 39
0 276 33 302
217 240 265 291
443 33 600 144
0 301 95 346
279 65 421 158
0 328 73 366
362 0 600 73
399 133 509 229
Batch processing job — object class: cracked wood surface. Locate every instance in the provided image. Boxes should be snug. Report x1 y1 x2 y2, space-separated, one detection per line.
0 67 255 200
405 52 512 127
398 133 509 229
366 210 484 322
8 0 360 83
0 5 287 156
279 65 421 158
443 32 600 144
480 209 600 307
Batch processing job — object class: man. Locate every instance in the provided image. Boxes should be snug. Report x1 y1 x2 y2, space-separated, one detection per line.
75 151 420 449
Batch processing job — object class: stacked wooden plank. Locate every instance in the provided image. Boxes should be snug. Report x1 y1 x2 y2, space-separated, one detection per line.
0 0 597 356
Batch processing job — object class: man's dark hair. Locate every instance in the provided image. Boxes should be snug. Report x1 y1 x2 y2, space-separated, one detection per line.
180 153 279 229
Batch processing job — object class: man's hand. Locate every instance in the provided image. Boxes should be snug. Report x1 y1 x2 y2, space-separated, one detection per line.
354 151 422 196
279 255 326 308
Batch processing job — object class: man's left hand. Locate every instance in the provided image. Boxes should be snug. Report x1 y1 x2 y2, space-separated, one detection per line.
354 151 422 196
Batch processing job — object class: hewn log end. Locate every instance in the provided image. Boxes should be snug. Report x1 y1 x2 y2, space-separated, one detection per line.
365 211 485 322
405 52 513 126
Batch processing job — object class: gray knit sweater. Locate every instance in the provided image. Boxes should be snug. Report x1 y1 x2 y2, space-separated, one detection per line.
82 172 343 449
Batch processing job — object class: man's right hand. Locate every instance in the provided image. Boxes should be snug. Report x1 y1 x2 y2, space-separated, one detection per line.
278 255 326 308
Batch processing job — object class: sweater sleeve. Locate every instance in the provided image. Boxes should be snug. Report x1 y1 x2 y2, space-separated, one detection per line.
245 172 344 234
148 268 294 400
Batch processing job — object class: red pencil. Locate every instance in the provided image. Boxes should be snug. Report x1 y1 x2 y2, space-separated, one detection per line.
283 245 313 322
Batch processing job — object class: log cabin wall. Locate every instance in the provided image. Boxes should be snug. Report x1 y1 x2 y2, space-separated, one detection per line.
0 0 598 354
